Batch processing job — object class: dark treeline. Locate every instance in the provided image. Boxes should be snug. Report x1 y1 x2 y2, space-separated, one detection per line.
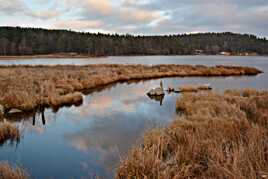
0 26 267 56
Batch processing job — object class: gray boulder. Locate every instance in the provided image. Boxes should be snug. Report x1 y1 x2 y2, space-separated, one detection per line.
147 87 164 96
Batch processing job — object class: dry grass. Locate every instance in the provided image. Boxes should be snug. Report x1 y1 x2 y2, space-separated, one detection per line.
178 85 199 92
0 162 28 179
178 84 211 92
0 122 20 145
0 64 261 112
116 89 268 179
48 92 83 111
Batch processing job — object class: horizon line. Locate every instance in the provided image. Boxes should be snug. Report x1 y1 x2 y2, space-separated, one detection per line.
0 26 267 39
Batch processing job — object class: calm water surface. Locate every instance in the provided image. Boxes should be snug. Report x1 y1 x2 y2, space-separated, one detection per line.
0 55 267 67
0 56 267 179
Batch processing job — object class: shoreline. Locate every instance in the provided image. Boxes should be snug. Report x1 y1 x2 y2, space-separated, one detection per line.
0 54 106 59
0 54 265 60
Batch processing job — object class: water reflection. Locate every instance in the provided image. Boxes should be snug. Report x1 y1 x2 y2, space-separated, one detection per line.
0 55 267 66
32 109 46 126
0 79 177 179
4 107 47 126
147 94 165 105
65 114 159 175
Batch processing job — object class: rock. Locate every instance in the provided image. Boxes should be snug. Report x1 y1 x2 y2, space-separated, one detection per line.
147 87 164 96
8 108 23 114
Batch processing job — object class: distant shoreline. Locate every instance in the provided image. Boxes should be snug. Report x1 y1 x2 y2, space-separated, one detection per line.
0 53 264 60
1 27 267 58
0 54 106 59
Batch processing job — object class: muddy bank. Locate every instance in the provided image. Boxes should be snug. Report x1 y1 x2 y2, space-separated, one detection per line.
117 89 268 179
0 64 262 114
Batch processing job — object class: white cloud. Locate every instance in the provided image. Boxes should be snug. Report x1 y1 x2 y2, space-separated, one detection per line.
55 20 103 30
0 0 268 36
0 0 25 14
85 0 112 15
118 8 163 23
25 10 60 20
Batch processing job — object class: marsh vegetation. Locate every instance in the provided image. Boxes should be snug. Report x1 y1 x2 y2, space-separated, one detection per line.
0 122 20 145
117 89 268 179
0 56 266 178
0 64 261 114
0 162 28 179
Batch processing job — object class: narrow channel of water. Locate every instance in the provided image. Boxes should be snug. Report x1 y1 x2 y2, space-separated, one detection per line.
0 55 267 67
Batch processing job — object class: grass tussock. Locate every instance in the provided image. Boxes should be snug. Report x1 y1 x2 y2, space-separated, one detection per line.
0 122 20 145
0 64 261 112
178 84 212 92
0 162 28 179
48 92 83 111
116 89 268 179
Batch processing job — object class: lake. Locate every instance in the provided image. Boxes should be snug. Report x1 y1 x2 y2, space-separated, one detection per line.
0 56 267 179
0 55 267 67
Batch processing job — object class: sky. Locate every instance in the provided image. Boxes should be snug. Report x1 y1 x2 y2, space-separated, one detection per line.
0 0 268 37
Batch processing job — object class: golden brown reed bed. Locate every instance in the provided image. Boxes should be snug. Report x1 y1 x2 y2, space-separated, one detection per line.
0 162 28 179
0 64 261 113
0 122 20 145
178 84 212 92
116 89 268 179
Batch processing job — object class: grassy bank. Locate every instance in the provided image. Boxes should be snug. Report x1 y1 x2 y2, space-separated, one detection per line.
0 64 262 113
0 162 28 179
116 89 268 179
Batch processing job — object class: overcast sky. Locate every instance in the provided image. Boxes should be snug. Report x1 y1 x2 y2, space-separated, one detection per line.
0 0 267 37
